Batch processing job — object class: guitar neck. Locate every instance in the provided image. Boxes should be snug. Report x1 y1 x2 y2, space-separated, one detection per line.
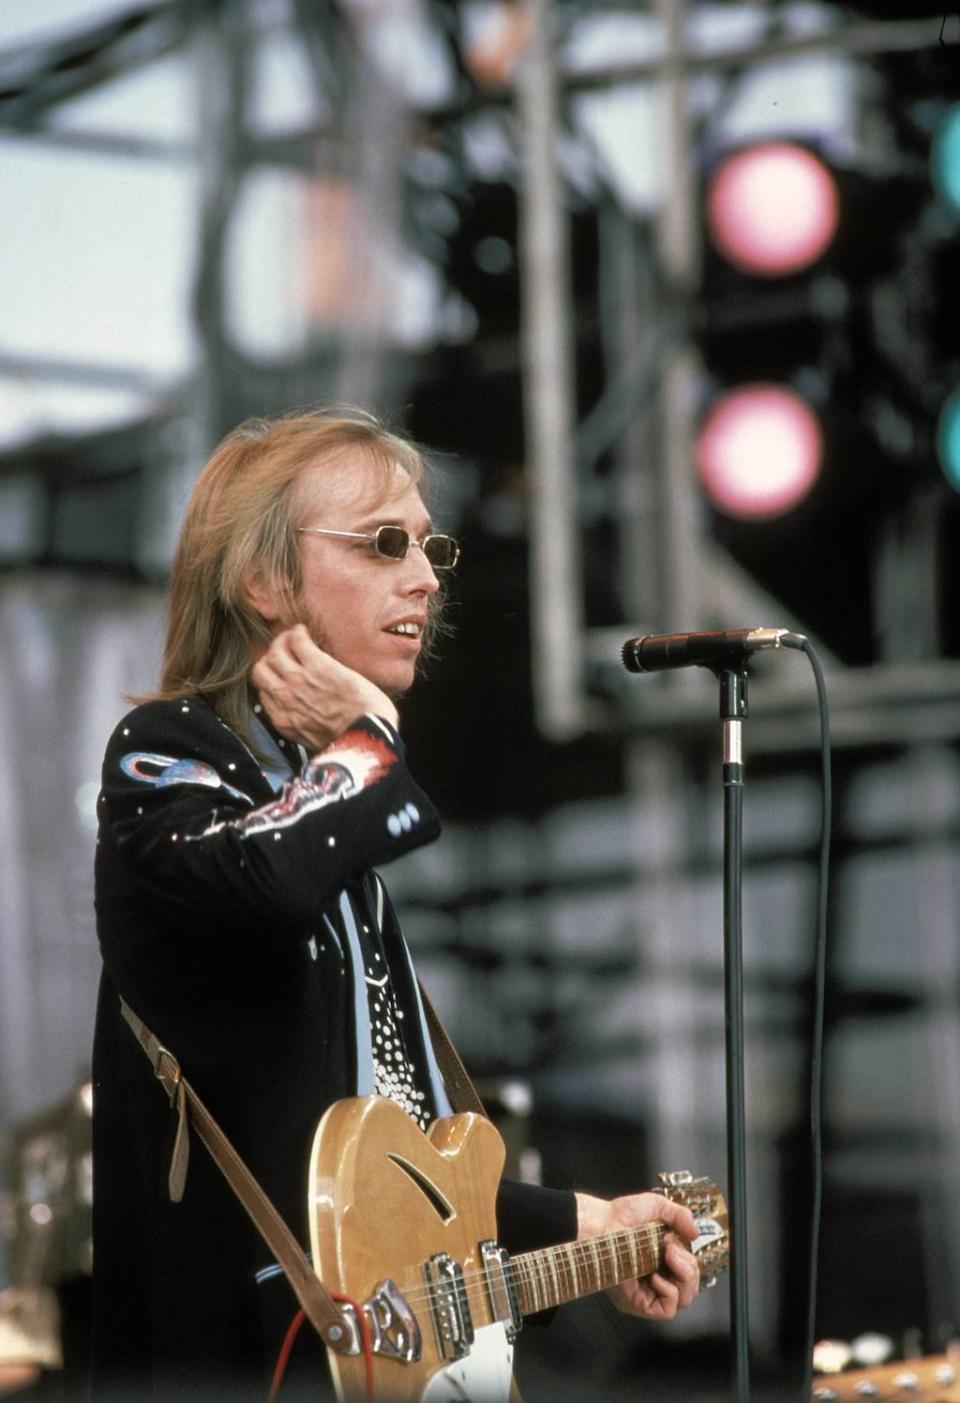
508 1223 665 1316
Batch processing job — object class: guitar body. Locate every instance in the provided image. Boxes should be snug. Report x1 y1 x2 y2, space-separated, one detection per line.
308 1096 512 1403
308 1095 727 1403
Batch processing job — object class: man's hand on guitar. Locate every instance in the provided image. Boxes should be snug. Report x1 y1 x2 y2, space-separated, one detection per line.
574 1190 701 1320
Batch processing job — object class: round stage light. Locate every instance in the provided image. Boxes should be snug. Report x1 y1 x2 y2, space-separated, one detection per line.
937 389 960 492
932 105 960 213
706 142 841 277
696 384 824 520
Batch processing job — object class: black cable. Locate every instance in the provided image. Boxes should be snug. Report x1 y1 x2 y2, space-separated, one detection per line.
782 632 832 1401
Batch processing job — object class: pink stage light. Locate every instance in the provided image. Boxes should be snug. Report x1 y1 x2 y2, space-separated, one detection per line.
706 142 840 277
696 384 824 520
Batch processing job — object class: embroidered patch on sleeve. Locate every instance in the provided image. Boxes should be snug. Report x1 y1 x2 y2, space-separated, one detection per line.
193 728 398 840
120 752 252 805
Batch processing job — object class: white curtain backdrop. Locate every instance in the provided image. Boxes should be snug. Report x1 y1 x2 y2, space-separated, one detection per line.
0 572 165 1129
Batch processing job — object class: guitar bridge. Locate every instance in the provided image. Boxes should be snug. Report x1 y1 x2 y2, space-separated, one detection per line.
335 1279 421 1364
423 1252 474 1361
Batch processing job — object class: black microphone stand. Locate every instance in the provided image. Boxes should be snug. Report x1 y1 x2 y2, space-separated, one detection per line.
621 628 798 1399
713 662 751 1403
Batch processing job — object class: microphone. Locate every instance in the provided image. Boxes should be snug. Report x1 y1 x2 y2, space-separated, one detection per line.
621 627 796 673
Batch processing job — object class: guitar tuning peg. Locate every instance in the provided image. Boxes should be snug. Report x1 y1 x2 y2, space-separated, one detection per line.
658 1171 693 1189
812 1339 853 1375
933 1320 960 1352
901 1327 923 1360
850 1333 894 1367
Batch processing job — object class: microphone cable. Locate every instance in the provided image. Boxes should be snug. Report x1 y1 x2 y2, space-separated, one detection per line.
782 633 832 1401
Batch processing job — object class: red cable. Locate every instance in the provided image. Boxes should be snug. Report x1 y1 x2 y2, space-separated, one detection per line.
268 1293 374 1403
268 1308 305 1402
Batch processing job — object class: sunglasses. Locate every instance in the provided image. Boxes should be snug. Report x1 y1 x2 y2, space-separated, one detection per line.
297 524 461 570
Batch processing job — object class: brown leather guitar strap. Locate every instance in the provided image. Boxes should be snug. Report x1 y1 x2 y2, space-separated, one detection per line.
119 986 489 1311
417 980 487 1116
120 991 521 1395
118 997 348 1350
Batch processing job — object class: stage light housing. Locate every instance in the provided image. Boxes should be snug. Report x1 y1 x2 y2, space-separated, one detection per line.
705 141 841 278
695 383 824 520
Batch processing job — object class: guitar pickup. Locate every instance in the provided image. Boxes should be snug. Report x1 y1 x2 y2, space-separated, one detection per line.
480 1240 522 1342
423 1252 474 1361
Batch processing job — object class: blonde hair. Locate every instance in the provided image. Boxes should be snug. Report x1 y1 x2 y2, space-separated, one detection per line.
145 406 433 742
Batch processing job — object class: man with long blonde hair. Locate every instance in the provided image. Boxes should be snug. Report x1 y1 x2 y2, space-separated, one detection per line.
91 408 700 1399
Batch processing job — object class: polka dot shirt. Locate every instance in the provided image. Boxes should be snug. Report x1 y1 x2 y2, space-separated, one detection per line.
357 916 434 1131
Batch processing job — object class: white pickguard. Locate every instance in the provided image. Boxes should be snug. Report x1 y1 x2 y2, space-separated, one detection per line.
419 1323 515 1403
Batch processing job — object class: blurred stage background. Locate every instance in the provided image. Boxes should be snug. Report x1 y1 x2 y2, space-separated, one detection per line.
0 1 959 1399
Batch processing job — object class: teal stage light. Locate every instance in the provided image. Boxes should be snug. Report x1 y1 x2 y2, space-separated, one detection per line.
932 105 960 214
937 390 960 492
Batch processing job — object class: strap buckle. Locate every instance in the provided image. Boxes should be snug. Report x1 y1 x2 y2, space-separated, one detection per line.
151 1044 183 1105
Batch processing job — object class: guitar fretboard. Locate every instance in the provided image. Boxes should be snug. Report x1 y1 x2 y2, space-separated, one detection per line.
508 1224 665 1316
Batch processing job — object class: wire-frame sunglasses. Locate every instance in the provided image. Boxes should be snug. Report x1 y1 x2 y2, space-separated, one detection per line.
297 524 461 569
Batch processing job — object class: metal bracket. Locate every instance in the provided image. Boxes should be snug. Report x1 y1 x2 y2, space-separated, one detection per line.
333 1279 421 1363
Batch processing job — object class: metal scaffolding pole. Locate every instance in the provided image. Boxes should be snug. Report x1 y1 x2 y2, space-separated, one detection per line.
654 0 702 639
517 0 585 741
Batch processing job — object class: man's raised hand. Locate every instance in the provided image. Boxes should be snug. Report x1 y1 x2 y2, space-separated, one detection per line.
251 625 399 751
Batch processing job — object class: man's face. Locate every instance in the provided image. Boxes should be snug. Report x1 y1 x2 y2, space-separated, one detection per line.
289 455 441 698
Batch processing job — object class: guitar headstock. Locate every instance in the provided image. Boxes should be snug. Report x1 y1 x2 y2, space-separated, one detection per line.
656 1170 729 1288
812 1352 960 1400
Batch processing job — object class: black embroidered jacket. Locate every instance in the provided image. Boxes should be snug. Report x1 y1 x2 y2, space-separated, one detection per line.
91 697 574 1397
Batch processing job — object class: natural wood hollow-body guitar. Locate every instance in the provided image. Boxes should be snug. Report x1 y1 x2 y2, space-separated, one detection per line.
308 1095 728 1403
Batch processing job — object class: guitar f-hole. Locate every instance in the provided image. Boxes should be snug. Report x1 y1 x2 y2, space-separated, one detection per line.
387 1153 456 1223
